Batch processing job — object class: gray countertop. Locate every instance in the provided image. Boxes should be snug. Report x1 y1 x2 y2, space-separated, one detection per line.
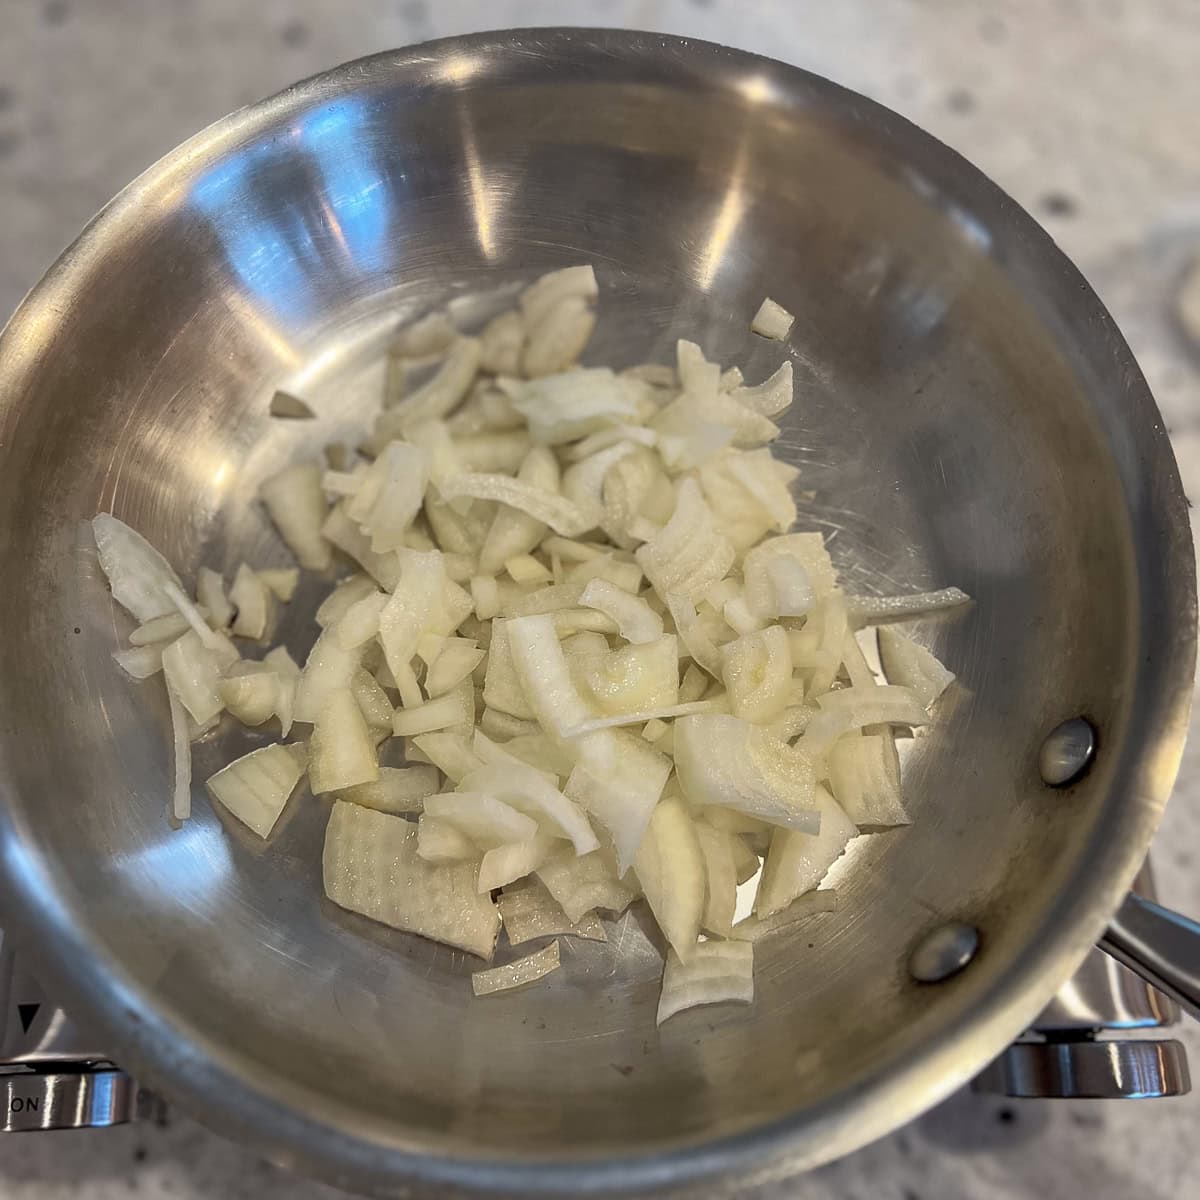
1 1 1197 1197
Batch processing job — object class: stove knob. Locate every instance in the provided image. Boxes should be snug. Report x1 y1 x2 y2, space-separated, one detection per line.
1 1067 138 1131
972 1038 1190 1099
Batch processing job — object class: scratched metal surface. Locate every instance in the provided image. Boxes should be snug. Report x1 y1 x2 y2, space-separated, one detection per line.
0 21 1194 1200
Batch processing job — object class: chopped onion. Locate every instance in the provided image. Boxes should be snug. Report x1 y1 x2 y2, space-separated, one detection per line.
537 848 637 923
337 764 440 814
321 504 401 589
523 295 596 378
113 644 166 679
411 730 482 784
309 689 379 794
497 876 607 945
440 473 593 537
424 791 539 848
196 567 234 628
472 940 561 996
674 714 818 832
161 629 239 725
755 786 858 916
504 613 594 735
416 814 479 863
424 637 485 696
562 698 726 737
218 664 283 727
574 636 679 718
721 625 793 723
877 627 956 708
578 578 662 644
92 513 185 623
750 297 794 340
374 336 481 435
129 610 193 647
335 589 387 650
657 940 754 1024
260 463 332 571
345 441 431 554
696 823 738 937
565 731 671 873
377 550 445 684
230 563 274 641
731 361 793 416
828 732 910 827
743 533 837 619
815 684 930 730
390 310 457 357
315 574 378 628
845 586 971 625
634 795 705 962
391 678 474 737
258 567 300 602
461 761 598 855
504 368 640 445
293 622 364 725
477 833 559 893
519 264 598 326
479 309 525 375
206 743 305 838
324 801 500 959
637 479 734 602
165 678 192 821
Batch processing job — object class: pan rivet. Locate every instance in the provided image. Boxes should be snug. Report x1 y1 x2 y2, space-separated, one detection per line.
1039 718 1096 787
909 922 979 983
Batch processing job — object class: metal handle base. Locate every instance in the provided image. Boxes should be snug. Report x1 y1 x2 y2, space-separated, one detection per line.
1100 894 1200 1021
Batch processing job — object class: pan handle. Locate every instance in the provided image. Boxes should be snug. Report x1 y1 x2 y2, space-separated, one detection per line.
1099 893 1200 1021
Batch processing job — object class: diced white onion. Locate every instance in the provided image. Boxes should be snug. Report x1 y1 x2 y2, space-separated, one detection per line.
657 940 754 1025
579 578 663 644
206 743 305 838
750 297 794 340
845 587 971 624
877 627 956 708
471 940 561 996
92 513 184 622
497 876 607 945
260 463 332 571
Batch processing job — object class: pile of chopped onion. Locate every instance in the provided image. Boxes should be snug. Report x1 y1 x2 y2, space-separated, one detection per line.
93 267 967 1021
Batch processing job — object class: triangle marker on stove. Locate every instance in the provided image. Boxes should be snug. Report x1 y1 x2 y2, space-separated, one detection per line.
17 1003 40 1034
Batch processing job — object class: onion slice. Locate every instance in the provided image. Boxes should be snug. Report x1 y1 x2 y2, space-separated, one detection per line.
657 941 754 1025
471 941 561 997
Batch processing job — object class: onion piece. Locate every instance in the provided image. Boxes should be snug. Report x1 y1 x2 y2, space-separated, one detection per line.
260 463 332 571
424 791 538 848
206 743 305 838
523 295 596 377
877 627 956 708
377 550 446 684
696 823 738 937
258 567 300 602
504 613 594 735
196 567 234 628
731 361 793 416
309 689 379 794
755 786 858 916
91 513 184 622
321 503 401 590
323 801 500 959
345 441 431 554
315 574 378 628
129 610 193 647
218 664 283 728
828 732 910 827
743 533 838 618
674 714 818 833
503 367 640 445
497 877 607 945
634 795 706 962
721 625 793 723
815 684 930 729
565 732 671 874
561 699 726 737
573 636 679 718
335 590 387 650
352 668 394 732
472 940 561 997
165 678 192 821
505 555 552 584
424 638 485 696
373 336 481 436
391 679 474 737
636 479 734 602
161 629 239 725
730 889 838 941
845 587 971 625
416 815 479 863
751 297 794 340
578 579 663 644
294 622 364 725
230 563 274 641
390 310 457 357
337 765 441 815
479 309 525 375
657 941 754 1025
439 473 593 537
477 833 559 893
461 761 598 855
411 730 482 784
478 445 560 574
519 265 598 326
537 849 637 923
113 644 166 679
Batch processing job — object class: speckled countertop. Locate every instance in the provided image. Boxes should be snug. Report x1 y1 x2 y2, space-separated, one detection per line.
1 2 1197 1197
